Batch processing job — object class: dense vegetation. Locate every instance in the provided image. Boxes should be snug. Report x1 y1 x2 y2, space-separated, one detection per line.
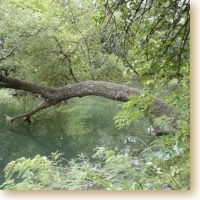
0 0 189 190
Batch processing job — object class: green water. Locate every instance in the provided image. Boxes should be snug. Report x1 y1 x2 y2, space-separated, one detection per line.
0 94 152 183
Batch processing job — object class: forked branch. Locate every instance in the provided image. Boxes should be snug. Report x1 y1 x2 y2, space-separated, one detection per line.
4 99 58 124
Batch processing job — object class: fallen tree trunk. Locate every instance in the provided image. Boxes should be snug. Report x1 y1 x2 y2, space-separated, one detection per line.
0 73 176 135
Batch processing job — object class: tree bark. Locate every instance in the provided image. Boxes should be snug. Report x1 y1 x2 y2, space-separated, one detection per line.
0 73 176 135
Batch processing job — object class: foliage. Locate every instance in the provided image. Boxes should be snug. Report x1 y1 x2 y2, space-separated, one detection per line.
114 62 190 136
1 143 189 190
114 92 153 129
1 152 64 190
0 0 190 191
94 0 189 83
0 0 127 85
113 62 190 191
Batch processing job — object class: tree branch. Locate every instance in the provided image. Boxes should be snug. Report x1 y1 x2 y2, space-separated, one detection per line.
51 36 78 83
0 73 176 135
4 99 57 123
0 73 56 98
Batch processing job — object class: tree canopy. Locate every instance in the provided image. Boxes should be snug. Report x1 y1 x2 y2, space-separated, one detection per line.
0 0 189 135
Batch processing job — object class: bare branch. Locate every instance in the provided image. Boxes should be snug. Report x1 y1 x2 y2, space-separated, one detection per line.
4 99 57 124
51 36 78 83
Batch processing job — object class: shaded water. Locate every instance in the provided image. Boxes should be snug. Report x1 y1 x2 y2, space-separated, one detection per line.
0 93 153 183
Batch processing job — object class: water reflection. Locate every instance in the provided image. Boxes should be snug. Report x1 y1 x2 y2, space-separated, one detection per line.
0 96 153 183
